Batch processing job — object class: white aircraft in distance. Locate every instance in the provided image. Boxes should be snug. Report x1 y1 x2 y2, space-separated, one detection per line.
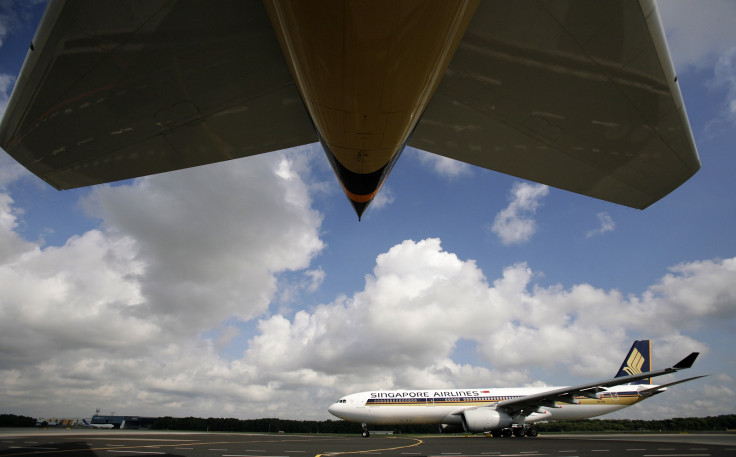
328 340 705 437
0 1 700 219
81 419 114 429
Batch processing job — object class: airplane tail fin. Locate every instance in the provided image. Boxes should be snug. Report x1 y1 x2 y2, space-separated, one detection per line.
615 340 652 384
82 419 90 426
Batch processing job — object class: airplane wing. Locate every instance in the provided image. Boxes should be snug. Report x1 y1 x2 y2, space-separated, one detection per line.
410 0 700 209
0 0 316 190
1 1 700 213
490 352 700 414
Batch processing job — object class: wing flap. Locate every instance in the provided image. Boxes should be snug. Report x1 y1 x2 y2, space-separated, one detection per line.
409 0 700 209
0 0 316 189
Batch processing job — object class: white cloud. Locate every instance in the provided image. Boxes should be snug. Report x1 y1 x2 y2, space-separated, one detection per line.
0 73 15 117
369 185 395 210
658 1 736 131
707 46 736 131
586 212 615 238
237 239 733 418
491 182 549 245
79 151 324 334
1 223 733 418
304 267 325 292
0 192 33 262
0 151 30 189
657 0 736 72
413 149 472 178
0 150 329 417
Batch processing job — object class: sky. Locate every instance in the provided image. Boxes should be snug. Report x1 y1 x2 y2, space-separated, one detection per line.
0 1 734 422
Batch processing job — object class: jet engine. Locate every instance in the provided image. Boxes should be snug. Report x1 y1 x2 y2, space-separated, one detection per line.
462 408 513 433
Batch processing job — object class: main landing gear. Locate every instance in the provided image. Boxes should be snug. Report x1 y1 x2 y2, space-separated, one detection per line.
490 426 538 438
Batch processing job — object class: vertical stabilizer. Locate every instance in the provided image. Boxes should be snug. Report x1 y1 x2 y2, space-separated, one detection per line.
615 340 652 384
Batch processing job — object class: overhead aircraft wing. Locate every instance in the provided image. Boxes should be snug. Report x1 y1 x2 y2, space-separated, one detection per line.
0 0 316 190
1 1 700 214
409 0 700 209
490 352 700 414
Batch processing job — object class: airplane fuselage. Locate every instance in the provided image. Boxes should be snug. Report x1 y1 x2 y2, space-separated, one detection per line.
328 384 651 427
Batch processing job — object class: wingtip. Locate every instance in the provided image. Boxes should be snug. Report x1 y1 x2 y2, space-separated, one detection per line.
673 352 699 370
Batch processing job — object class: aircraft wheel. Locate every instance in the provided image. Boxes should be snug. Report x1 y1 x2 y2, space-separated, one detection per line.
490 430 501 438
526 427 538 437
362 430 370 438
513 427 526 438
501 428 513 438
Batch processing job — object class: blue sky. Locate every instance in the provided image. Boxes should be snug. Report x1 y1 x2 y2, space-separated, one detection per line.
0 1 734 421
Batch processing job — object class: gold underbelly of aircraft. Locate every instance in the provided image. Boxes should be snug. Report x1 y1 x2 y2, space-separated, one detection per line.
265 0 479 218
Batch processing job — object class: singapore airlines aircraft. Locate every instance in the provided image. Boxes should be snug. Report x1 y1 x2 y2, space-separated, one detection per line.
0 1 700 219
328 341 705 437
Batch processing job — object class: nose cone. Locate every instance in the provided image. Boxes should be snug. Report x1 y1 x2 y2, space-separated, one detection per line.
327 402 340 418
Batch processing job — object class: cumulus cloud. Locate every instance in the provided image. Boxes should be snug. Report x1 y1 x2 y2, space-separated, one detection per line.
586 212 615 238
0 150 328 417
238 239 733 418
2 221 734 418
80 152 324 334
491 182 549 245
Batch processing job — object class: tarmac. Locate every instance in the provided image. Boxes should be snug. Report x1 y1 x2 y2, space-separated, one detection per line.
1 429 734 457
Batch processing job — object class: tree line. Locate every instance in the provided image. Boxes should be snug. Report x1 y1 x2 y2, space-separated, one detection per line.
2 413 734 433
0 414 36 427
535 416 736 433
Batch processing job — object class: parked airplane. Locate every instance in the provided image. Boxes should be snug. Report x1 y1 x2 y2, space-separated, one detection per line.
81 419 114 429
327 340 705 437
0 1 700 219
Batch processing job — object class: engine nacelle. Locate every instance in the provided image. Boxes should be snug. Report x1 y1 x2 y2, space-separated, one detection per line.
439 424 465 434
462 409 513 433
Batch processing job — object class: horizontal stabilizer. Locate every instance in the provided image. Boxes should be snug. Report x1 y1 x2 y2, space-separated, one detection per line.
638 374 709 395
